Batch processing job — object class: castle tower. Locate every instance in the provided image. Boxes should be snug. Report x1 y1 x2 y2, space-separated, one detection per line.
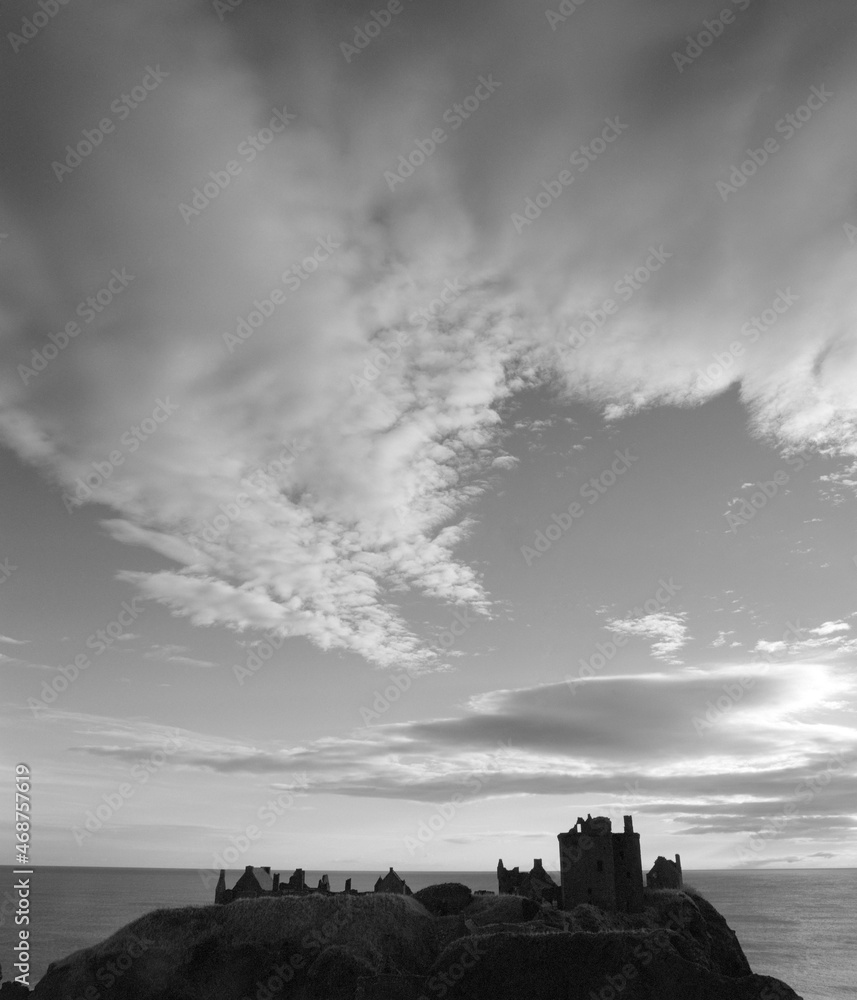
612 815 644 913
287 868 306 892
557 814 616 910
497 858 522 895
214 869 227 905
557 813 644 912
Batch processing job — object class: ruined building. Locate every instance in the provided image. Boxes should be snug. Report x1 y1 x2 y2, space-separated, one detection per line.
497 858 562 905
373 867 411 895
216 815 663 916
215 865 313 904
647 854 683 890
287 868 307 893
214 865 410 903
556 814 644 913
216 866 279 904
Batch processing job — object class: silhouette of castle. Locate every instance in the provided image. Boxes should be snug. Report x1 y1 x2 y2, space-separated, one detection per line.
557 814 644 912
373 867 411 894
214 865 403 904
499 813 681 912
496 857 561 906
646 852 683 890
215 814 682 912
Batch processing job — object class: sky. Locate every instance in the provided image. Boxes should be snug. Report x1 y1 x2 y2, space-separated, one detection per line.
1 0 856 877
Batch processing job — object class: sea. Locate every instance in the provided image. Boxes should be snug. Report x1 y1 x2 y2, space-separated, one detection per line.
1 867 854 999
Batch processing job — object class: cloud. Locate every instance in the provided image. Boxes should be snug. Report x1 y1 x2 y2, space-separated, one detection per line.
607 612 689 664
101 519 202 566
443 830 556 844
755 625 857 660
143 644 215 668
711 630 735 648
1 0 857 667
159 656 214 668
809 621 851 636
0 653 52 670
0 634 29 645
62 657 857 852
755 639 787 655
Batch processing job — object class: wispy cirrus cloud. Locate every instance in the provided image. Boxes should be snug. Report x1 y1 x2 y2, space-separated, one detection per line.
808 620 851 636
143 644 215 668
1 0 857 672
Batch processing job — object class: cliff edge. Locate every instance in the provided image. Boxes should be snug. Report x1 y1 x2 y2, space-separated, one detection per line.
32 886 803 1000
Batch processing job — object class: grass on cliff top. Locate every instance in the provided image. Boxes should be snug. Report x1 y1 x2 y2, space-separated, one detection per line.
51 885 709 987
62 892 437 976
465 893 532 925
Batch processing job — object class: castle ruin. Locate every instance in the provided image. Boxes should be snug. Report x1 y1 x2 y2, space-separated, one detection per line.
373 867 411 895
496 858 561 905
555 814 644 913
214 865 408 903
215 815 674 916
646 854 683 890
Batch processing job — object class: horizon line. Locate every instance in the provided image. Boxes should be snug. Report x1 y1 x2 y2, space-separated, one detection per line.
6 864 855 872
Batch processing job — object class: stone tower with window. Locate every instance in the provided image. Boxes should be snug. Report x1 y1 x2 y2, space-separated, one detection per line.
556 813 644 912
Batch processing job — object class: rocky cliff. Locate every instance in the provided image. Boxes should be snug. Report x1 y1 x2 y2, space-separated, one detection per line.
32 886 802 1000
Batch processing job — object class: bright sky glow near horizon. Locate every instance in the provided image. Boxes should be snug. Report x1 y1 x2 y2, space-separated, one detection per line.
1 0 856 875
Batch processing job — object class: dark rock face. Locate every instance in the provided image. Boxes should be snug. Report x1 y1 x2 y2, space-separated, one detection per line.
0 960 31 996
687 890 753 977
0 984 30 997
31 888 802 1000
640 888 753 978
426 931 802 1000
